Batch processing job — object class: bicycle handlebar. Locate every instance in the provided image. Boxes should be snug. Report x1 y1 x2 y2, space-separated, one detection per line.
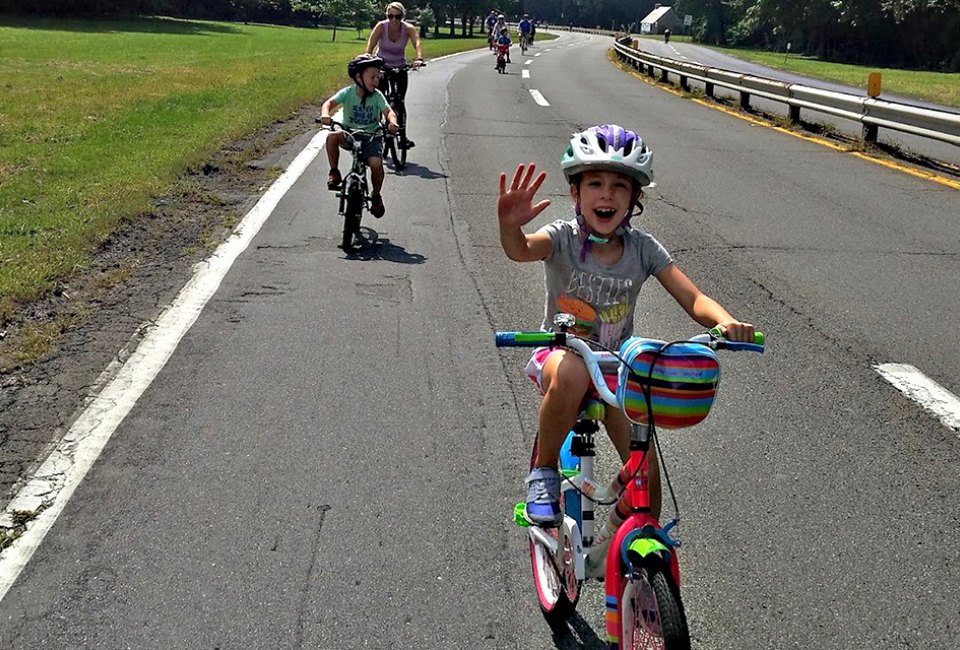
495 324 765 408
319 119 390 137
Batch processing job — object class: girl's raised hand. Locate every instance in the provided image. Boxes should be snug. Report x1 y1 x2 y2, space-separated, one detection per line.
498 163 551 229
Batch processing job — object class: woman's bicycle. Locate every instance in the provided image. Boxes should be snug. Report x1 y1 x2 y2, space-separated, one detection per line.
495 313 765 649
380 62 425 171
320 120 388 251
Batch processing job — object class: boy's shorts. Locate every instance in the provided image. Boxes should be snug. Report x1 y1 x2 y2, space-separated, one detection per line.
341 132 383 161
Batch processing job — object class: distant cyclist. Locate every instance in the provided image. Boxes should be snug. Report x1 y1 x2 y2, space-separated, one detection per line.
518 14 533 49
496 27 512 64
485 9 498 49
365 3 424 148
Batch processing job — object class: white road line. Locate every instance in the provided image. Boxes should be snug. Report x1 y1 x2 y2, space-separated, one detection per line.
524 59 533 65
534 52 543 57
529 89 550 107
0 119 335 602
875 364 960 432
522 69 530 79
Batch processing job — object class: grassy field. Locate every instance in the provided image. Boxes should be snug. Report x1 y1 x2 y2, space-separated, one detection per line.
0 16 486 327
634 35 959 107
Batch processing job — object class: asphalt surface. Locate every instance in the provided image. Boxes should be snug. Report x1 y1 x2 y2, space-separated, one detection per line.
1 32 958 649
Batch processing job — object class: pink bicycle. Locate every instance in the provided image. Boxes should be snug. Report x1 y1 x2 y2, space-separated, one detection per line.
496 313 764 648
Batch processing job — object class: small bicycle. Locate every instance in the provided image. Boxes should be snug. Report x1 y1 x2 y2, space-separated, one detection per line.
380 61 425 171
320 120 388 251
495 313 764 649
519 32 531 54
495 44 508 74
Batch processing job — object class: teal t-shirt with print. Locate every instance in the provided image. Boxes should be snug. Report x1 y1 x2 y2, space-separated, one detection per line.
332 85 388 132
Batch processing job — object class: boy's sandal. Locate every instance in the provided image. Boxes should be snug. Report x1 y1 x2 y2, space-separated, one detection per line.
370 194 385 219
327 169 342 191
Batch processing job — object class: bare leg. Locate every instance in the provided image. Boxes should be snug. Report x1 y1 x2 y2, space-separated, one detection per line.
534 350 590 468
369 156 385 195
325 132 342 170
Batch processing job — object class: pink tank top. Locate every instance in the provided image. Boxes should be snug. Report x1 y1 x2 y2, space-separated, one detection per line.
376 19 409 67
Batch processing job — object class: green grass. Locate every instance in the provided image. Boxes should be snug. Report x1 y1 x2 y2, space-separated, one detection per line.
0 16 486 324
634 34 959 107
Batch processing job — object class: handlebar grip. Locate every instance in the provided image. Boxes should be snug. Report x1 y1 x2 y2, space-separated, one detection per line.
709 327 765 346
495 332 559 347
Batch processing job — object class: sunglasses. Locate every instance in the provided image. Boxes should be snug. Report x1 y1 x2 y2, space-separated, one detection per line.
387 13 402 19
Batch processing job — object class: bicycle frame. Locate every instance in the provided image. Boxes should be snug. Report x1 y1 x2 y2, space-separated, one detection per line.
322 120 387 249
497 317 764 647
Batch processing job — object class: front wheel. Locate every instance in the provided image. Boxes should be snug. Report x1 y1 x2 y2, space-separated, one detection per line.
341 186 363 251
620 561 690 650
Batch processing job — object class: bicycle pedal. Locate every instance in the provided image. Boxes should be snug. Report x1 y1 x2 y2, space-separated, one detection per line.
513 503 531 528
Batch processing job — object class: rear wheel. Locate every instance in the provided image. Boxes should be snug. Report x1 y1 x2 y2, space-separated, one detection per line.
341 185 363 251
528 440 580 625
620 561 690 650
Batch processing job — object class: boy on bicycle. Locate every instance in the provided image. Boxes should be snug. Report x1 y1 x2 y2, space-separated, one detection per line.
495 27 512 64
320 54 398 218
496 125 756 527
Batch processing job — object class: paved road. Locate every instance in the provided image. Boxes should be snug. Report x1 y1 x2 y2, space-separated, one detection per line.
1 32 958 649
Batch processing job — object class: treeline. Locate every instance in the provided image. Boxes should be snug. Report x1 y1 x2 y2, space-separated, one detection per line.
4 0 959 70
674 0 960 71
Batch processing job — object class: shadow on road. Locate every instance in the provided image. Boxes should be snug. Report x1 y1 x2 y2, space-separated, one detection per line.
550 611 607 649
389 162 449 180
344 229 426 264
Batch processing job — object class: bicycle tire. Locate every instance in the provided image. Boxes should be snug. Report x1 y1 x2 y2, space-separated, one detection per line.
528 440 581 624
394 102 408 170
385 134 400 169
620 560 690 650
341 186 363 251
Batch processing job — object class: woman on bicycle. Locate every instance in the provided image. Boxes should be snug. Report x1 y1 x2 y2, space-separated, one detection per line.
496 125 756 527
365 3 424 148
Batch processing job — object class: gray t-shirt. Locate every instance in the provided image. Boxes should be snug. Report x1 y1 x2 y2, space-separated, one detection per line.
538 219 673 349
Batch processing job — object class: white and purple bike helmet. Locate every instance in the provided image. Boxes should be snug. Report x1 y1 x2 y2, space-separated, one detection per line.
560 124 654 255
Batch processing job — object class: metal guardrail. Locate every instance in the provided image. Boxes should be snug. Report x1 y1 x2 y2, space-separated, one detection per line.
612 39 960 147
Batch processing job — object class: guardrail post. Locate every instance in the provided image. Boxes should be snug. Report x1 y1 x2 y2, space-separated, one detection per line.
789 105 801 123
740 92 751 110
862 123 879 143
705 81 714 98
680 75 689 91
660 67 669 83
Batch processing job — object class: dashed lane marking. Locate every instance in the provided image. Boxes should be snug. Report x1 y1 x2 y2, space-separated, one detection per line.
875 364 960 432
522 69 530 79
529 89 550 106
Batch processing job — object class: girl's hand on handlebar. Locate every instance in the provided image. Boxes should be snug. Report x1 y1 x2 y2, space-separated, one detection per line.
387 122 399 135
713 320 756 342
320 115 333 126
498 163 551 229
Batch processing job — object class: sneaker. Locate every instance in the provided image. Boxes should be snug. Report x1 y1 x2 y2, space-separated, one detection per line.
327 168 342 191
370 194 385 218
523 467 562 528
